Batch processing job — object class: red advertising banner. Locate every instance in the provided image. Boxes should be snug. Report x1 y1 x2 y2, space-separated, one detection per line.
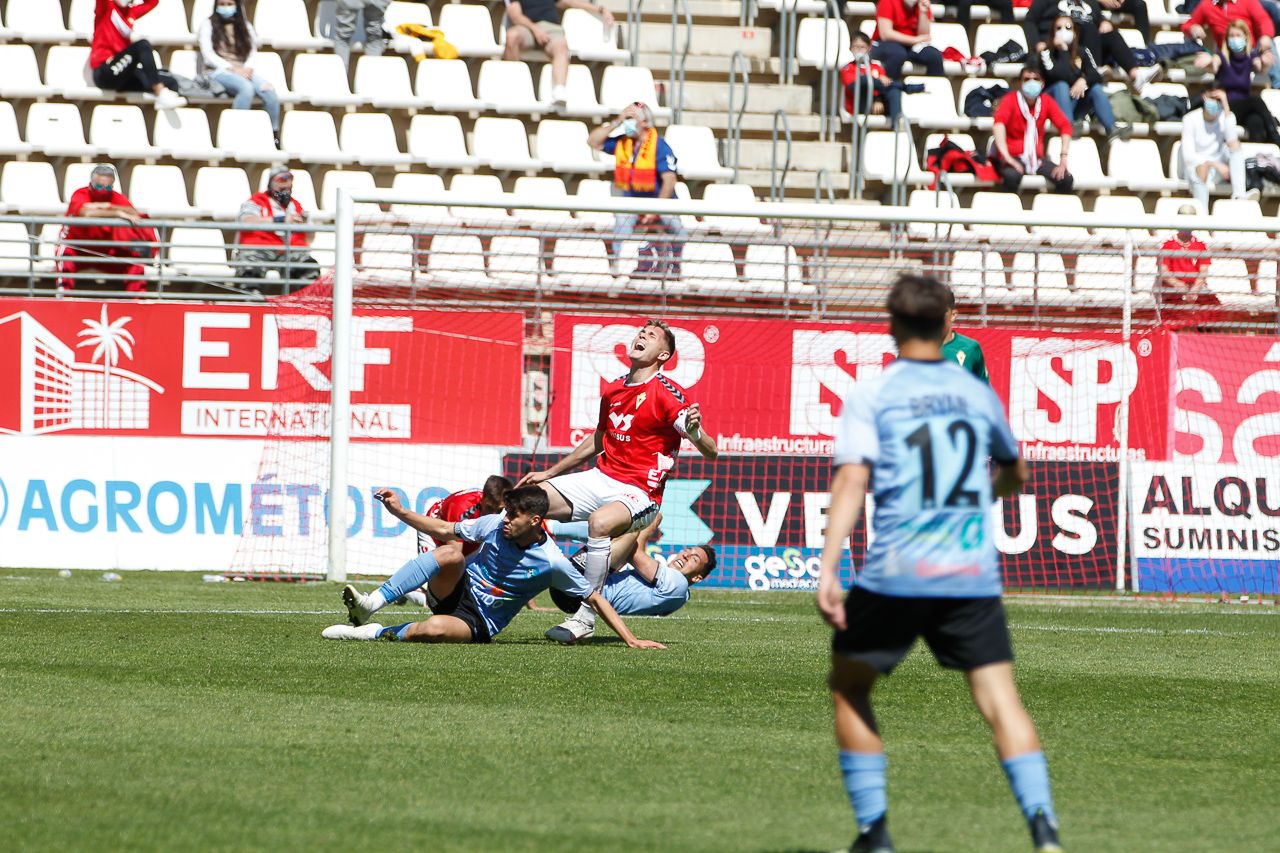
1172 332 1280 464
0 299 523 444
550 315 1172 460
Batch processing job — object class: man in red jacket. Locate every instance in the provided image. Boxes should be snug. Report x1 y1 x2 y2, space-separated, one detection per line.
990 65 1074 193
90 0 187 110
56 164 155 293
235 166 318 287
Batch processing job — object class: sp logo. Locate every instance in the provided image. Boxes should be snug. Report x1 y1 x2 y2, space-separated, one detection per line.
609 412 635 432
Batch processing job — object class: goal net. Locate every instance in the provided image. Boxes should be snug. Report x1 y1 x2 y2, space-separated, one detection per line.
227 187 1278 598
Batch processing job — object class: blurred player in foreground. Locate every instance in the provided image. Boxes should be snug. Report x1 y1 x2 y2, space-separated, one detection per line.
323 487 664 649
816 274 1061 853
518 319 718 644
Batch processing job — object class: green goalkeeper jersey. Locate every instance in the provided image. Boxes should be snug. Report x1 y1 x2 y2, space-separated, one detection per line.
942 332 988 383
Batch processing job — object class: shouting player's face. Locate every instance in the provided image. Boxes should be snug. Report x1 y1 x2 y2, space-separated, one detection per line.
628 325 670 367
669 547 710 582
501 508 542 541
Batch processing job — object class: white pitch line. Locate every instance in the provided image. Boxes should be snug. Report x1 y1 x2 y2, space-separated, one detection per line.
1010 624 1241 638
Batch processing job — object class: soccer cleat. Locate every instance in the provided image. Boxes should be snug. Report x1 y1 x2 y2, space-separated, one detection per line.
321 622 384 640
1029 810 1063 853
849 815 894 853
342 584 375 626
545 615 595 644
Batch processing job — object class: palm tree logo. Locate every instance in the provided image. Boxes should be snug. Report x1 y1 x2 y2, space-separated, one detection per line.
77 305 135 425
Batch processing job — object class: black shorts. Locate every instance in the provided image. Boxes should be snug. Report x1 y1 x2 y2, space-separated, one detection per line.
426 579 492 644
832 587 1012 674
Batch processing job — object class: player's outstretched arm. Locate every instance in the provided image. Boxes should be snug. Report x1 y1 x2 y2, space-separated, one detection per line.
684 403 718 461
992 458 1030 499
626 512 663 584
586 591 667 649
517 429 603 486
374 488 459 542
816 463 870 632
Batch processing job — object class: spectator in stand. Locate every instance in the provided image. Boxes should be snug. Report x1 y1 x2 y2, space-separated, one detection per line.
1038 16 1132 142
841 32 905 125
1182 83 1260 207
55 165 155 293
954 0 1013 32
1024 0 1162 93
870 0 945 80
1211 19 1280 144
1099 0 1151 46
587 103 685 278
236 167 319 287
198 0 281 147
505 0 614 107
333 0 391 68
990 65 1074 193
90 0 187 110
1159 205 1217 305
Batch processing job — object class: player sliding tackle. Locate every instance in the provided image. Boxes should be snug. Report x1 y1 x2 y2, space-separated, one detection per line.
816 275 1062 853
518 319 718 644
323 486 664 649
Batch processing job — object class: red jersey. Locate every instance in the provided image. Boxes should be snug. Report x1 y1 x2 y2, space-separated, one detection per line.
91 0 160 68
63 186 136 243
424 488 485 555
595 372 691 502
872 0 930 42
1160 237 1210 285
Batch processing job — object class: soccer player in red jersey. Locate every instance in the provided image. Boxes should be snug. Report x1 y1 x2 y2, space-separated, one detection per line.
417 475 513 556
518 319 718 643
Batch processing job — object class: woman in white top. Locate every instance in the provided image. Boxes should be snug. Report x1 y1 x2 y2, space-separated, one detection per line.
197 0 280 140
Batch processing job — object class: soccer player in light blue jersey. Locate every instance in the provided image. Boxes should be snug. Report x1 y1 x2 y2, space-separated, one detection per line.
322 487 665 650
816 274 1061 853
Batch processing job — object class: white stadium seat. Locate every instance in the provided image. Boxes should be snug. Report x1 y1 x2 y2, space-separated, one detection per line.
902 77 966 131
1010 252 1074 305
90 105 162 160
477 60 545 115
512 176 574 226
436 5 502 57
354 56 420 109
167 227 231 277
472 117 545 172
130 164 206 218
906 188 966 241
745 244 811 296
599 66 672 121
44 46 104 100
389 173 457 223
1 161 63 215
319 170 379 215
572 179 617 231
862 132 923 185
0 101 33 156
5 0 74 43
533 120 609 175
385 0 434 29
449 174 512 226
538 64 610 119
1073 254 1130 307
68 0 96 38
1208 258 1272 311
0 222 35 272
281 110 354 166
426 234 491 287
359 234 417 283
553 238 614 292
968 191 1027 242
682 242 740 293
561 9 628 62
1092 195 1152 246
255 0 329 50
929 23 973 60
1107 138 1181 193
1046 136 1113 191
416 60 488 113
189 0 214 33
290 53 365 107
1211 199 1271 249
217 110 287 164
407 115 481 171
663 125 734 182
251 52 295 103
132 0 194 45
949 250 1005 302
341 113 413 168
26 103 97 159
193 167 253 220
701 183 771 236
0 44 54 99
488 235 545 286
954 79 1004 131
795 17 851 69
1030 194 1089 247
154 108 221 161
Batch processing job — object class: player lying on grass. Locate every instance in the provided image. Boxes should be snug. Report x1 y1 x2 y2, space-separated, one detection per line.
816 273 1061 853
535 512 717 617
518 319 718 645
324 486 665 649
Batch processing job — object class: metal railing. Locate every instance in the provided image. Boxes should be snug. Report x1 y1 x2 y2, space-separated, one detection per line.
626 0 693 123
846 54 871 199
770 109 792 202
817 0 842 143
778 0 799 84
725 50 750 182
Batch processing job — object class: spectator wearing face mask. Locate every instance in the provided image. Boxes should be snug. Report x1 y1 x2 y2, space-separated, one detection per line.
55 164 156 293
1210 19 1280 144
588 103 686 279
1024 0 1162 93
1184 0 1276 70
1038 16 1132 143
841 32 908 125
89 0 187 110
869 0 946 80
1159 205 1217 305
236 167 319 286
1182 84 1259 208
198 0 280 145
990 65 1074 193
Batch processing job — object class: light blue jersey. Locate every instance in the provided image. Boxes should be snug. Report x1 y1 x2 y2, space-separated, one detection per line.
603 564 690 616
833 358 1019 598
455 514 593 636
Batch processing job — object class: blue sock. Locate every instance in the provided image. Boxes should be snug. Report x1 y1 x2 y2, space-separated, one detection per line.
376 551 441 605
1002 751 1056 822
838 751 887 829
376 622 413 641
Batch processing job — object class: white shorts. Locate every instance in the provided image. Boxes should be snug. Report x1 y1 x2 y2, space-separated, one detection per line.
546 468 658 533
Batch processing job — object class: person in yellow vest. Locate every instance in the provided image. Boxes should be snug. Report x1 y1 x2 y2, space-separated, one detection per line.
588 102 686 279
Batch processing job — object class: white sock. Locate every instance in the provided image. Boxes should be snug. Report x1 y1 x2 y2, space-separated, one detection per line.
571 536 611 626
366 590 388 613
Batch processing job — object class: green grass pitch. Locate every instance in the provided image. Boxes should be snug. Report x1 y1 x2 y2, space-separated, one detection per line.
2 570 1276 852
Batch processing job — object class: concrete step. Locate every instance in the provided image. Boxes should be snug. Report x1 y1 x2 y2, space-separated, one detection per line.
680 80 813 115
637 51 784 79
738 139 845 172
677 109 825 139
623 23 772 58
601 0 751 25
737 169 854 197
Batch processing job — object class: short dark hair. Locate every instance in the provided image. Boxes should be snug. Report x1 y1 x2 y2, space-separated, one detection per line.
644 319 677 358
940 282 956 310
887 274 950 343
482 474 513 505
851 32 871 46
504 485 549 518
1020 64 1043 80
698 544 718 575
